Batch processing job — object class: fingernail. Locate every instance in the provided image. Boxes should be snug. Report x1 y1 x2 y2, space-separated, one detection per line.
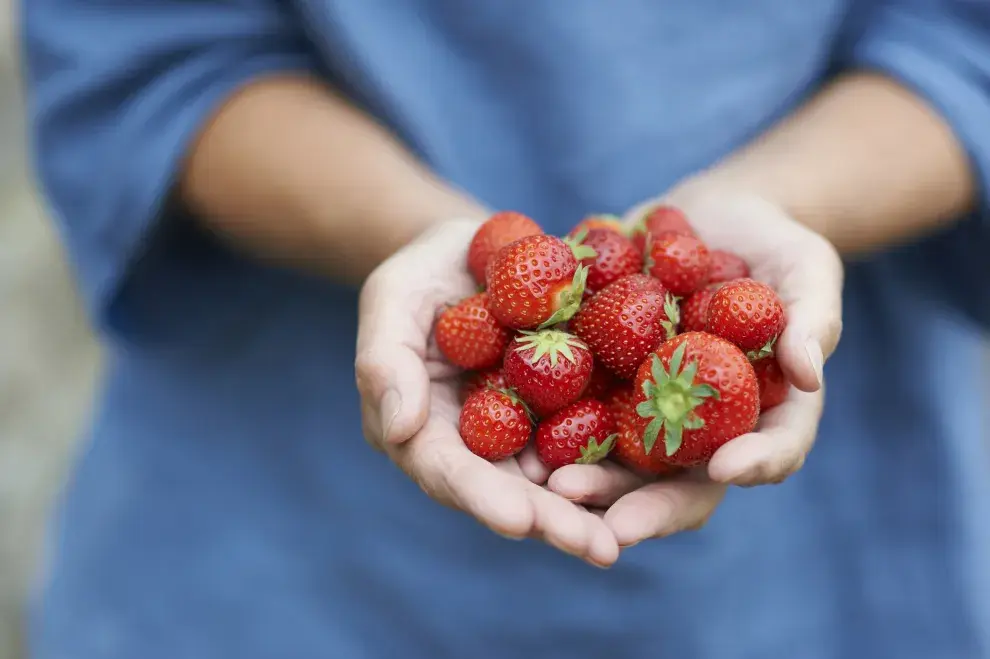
379 389 402 442
804 339 824 388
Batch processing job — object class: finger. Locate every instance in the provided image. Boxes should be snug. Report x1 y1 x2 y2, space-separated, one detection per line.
706 387 823 486
604 475 727 546
355 340 432 445
773 236 843 392
516 444 551 485
526 486 620 567
547 461 646 507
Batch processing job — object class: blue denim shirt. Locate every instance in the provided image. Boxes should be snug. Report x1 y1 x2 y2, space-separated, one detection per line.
23 1 990 657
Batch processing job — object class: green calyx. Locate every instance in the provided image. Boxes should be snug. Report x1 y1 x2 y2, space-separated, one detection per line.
576 434 617 465
635 342 720 456
514 329 587 368
659 293 681 340
746 336 778 362
641 231 655 271
563 229 599 262
538 265 590 328
494 386 535 422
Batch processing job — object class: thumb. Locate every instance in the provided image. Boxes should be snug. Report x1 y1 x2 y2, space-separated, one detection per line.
355 342 431 445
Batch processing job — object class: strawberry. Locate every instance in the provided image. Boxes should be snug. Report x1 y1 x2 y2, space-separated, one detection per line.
707 250 750 284
459 388 533 461
584 363 618 399
644 232 712 297
435 293 511 370
679 283 722 333
753 356 788 411
460 368 508 402
569 214 626 238
569 228 643 293
487 235 589 329
571 274 679 380
467 211 543 286
536 398 617 470
705 278 786 357
603 385 681 476
633 332 759 467
631 205 696 253
503 329 594 417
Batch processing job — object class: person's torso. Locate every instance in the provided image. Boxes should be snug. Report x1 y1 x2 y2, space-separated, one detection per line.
34 2 990 658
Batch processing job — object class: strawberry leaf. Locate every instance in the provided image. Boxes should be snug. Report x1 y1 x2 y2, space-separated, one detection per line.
663 422 684 456
642 417 664 455
576 434 617 464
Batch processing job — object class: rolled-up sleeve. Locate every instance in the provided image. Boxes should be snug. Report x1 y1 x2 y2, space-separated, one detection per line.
837 0 990 328
23 0 318 330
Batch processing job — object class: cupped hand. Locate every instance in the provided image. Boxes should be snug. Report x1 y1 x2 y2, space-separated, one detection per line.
355 218 620 567
548 184 844 546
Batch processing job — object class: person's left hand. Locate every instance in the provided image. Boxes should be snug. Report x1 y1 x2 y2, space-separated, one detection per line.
546 181 844 547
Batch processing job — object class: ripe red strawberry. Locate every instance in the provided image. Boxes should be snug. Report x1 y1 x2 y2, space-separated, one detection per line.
459 388 533 461
460 368 508 402
536 398 617 470
435 293 511 370
603 385 681 476
467 211 543 286
631 205 696 253
707 250 750 284
584 363 618 399
679 283 722 333
570 228 643 293
705 278 786 356
503 329 594 417
645 232 712 297
487 235 588 329
571 274 679 380
753 356 788 411
569 214 626 238
633 332 759 467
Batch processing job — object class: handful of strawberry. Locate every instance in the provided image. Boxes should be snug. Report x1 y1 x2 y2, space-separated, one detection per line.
434 208 789 474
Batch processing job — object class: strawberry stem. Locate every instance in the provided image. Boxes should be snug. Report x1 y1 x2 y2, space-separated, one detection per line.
576 434 617 464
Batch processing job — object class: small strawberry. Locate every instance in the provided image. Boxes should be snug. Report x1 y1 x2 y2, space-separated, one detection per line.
644 232 712 297
569 228 643 293
487 235 589 329
679 283 722 333
467 211 543 286
571 274 679 380
460 368 508 402
435 293 511 370
569 214 626 238
603 385 681 476
584 363 618 400
633 332 759 467
536 398 617 470
503 329 594 417
707 250 750 284
459 388 533 461
753 356 788 411
631 206 696 253
705 278 786 357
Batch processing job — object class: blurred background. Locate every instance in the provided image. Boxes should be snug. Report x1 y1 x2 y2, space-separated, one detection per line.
0 2 103 657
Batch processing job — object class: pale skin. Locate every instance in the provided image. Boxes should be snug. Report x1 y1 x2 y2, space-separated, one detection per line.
180 72 975 567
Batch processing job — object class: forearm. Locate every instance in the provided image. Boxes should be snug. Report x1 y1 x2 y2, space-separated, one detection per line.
690 72 977 254
179 75 487 283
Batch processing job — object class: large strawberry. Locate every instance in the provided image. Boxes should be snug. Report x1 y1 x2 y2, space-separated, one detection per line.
536 398 617 470
645 232 712 297
503 329 594 417
571 274 679 380
707 250 750 284
633 332 759 467
487 234 589 329
460 367 508 402
459 388 533 461
435 293 511 370
584 363 618 399
603 385 681 476
570 228 643 293
631 205 696 253
467 211 543 286
705 278 786 357
569 214 626 238
753 356 788 411
679 283 722 333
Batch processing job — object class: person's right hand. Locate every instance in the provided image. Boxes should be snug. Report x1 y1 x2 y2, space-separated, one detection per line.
355 218 621 568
